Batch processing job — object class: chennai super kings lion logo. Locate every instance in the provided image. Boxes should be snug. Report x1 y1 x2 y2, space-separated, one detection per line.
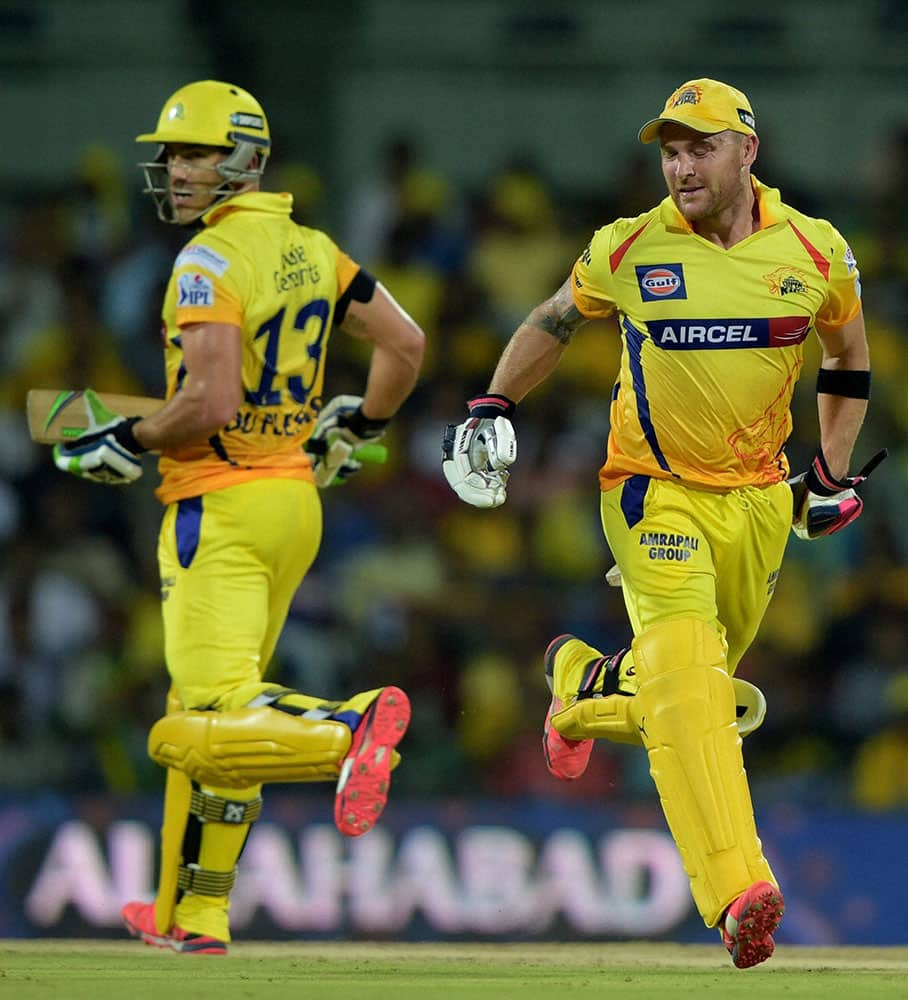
763 266 810 296
728 364 801 475
670 85 702 107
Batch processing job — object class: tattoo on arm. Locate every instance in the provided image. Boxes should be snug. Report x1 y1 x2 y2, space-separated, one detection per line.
339 311 368 339
525 282 586 345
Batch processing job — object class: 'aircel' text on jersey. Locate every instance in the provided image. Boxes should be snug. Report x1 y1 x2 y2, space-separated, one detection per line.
648 316 810 350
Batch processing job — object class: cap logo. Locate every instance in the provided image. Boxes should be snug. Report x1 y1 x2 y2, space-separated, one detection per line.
231 112 264 130
671 86 702 108
738 108 755 129
167 102 185 121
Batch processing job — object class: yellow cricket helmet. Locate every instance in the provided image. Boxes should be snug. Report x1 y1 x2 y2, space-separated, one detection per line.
136 80 271 223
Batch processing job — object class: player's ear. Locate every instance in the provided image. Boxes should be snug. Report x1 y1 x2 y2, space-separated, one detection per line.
742 134 759 169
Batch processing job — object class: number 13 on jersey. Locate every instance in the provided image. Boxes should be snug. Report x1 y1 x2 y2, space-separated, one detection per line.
245 297 331 407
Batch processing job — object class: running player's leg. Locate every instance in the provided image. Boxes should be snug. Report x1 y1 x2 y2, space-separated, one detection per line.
546 632 767 751
132 486 280 948
124 686 262 953
601 478 782 941
543 635 636 778
714 482 793 677
171 480 409 835
133 480 407 948
545 479 774 764
706 481 790 966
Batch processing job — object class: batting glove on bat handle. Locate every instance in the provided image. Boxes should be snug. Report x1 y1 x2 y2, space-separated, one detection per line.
307 395 390 487
790 447 887 540
53 416 146 485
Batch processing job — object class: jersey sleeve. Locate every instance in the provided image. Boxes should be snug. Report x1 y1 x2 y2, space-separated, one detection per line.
334 245 361 301
570 226 619 320
815 226 862 330
172 238 245 327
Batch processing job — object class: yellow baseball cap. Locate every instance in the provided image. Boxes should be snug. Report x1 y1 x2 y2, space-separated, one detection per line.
638 78 756 144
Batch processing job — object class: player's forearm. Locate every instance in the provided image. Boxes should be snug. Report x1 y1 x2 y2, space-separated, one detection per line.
342 286 425 420
488 323 565 402
134 376 241 451
360 337 424 420
488 279 586 402
817 395 868 480
815 312 871 479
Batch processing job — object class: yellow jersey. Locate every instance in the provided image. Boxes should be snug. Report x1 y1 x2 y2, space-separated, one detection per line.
571 178 862 492
156 191 359 504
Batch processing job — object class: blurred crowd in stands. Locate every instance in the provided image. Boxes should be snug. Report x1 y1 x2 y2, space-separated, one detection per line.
0 126 905 813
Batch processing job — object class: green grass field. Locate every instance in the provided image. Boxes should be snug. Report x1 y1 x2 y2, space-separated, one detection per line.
1 942 907 1000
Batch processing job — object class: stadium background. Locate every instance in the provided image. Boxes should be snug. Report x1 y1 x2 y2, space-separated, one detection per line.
0 0 905 945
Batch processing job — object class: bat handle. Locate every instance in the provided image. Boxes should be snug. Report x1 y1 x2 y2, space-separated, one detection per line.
352 443 388 465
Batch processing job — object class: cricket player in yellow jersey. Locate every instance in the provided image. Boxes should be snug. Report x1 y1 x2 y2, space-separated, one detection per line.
443 79 885 968
54 80 425 954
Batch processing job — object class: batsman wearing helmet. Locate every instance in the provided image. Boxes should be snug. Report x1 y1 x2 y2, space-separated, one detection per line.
54 80 425 953
443 79 883 968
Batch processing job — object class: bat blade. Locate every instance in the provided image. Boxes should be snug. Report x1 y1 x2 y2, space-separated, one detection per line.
26 389 163 444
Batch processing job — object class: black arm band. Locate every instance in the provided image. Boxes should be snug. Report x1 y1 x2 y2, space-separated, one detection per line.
334 267 377 325
343 405 388 438
816 368 871 400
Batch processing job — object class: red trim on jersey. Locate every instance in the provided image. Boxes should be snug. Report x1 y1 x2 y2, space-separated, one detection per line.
609 222 650 274
768 316 811 346
788 221 830 281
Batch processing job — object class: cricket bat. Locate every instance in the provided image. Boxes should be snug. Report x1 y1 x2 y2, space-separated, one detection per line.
26 388 388 470
26 389 163 444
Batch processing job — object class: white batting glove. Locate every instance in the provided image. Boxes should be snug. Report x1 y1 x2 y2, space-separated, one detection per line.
442 394 517 508
307 395 388 488
53 416 145 485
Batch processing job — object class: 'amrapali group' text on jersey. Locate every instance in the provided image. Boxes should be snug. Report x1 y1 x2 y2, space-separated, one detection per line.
571 179 862 491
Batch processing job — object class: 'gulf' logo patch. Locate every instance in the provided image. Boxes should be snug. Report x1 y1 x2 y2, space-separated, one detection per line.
636 264 687 301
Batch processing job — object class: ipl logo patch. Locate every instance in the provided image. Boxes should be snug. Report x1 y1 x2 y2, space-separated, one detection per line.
177 272 214 307
636 263 687 302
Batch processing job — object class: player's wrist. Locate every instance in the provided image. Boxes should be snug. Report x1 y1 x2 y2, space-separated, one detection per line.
805 448 851 496
114 417 148 455
342 406 388 440
466 393 516 418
